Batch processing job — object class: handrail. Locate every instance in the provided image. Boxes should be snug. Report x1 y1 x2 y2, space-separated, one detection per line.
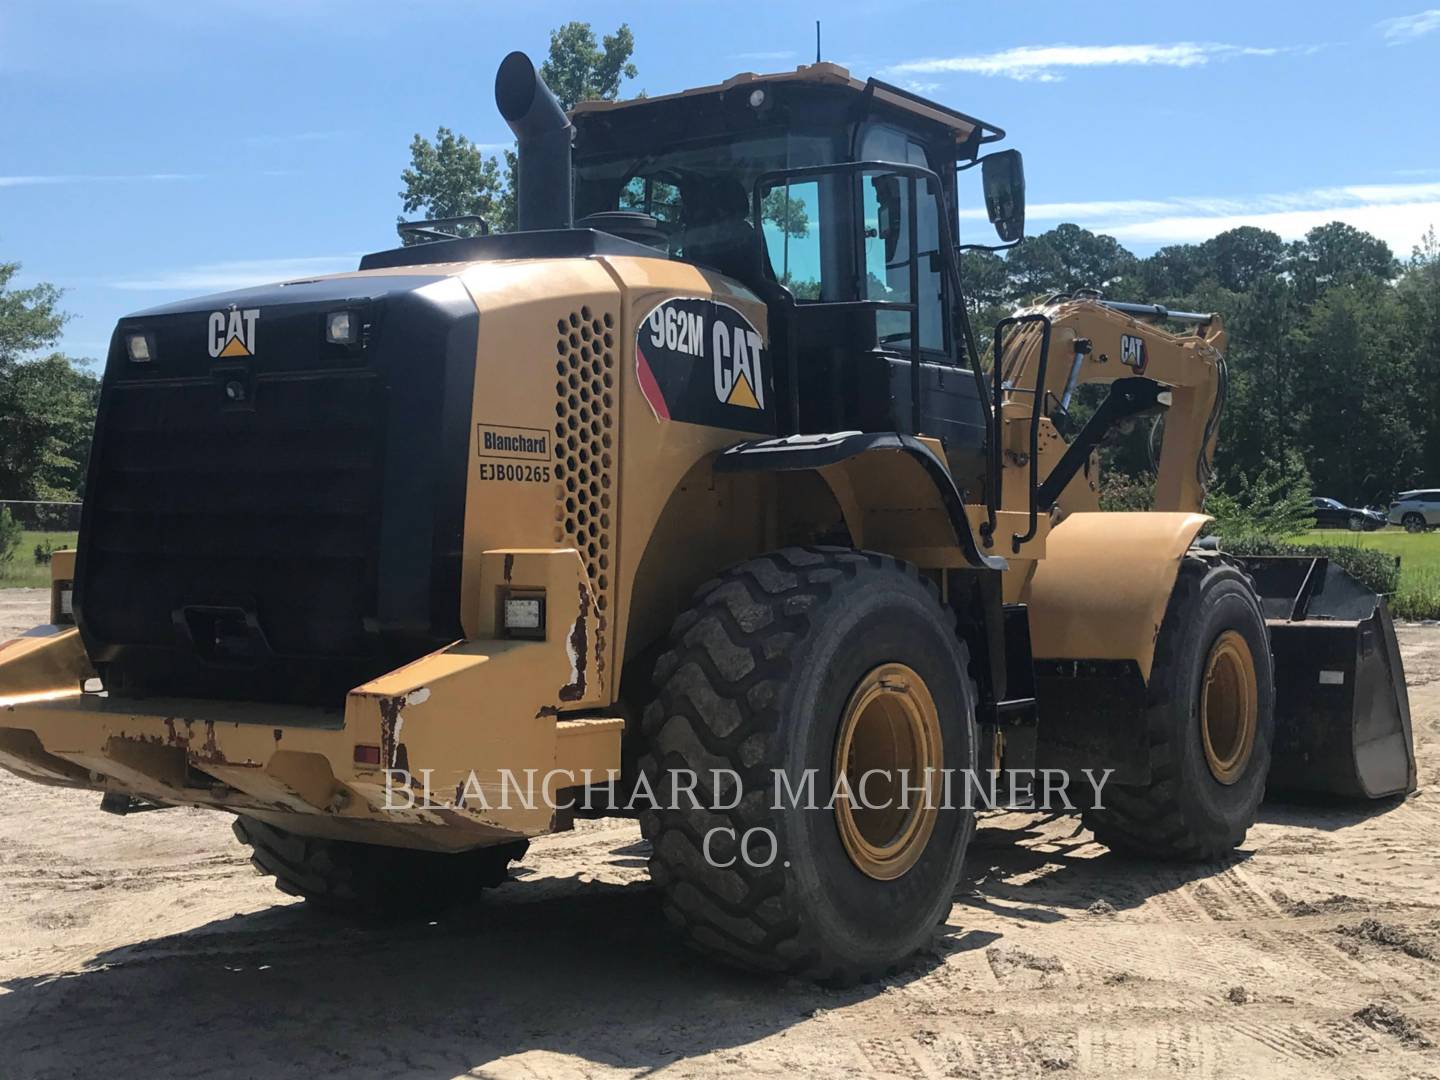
984 314 1052 553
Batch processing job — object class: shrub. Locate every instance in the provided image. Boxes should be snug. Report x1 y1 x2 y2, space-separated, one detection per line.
1389 570 1440 622
0 508 21 566
1219 533 1402 597
1099 471 1155 512
1205 451 1314 539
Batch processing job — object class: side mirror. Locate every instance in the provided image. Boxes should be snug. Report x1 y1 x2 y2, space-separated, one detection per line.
981 149 1025 244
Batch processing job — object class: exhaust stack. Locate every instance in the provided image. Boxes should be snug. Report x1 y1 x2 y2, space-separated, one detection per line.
495 51 573 232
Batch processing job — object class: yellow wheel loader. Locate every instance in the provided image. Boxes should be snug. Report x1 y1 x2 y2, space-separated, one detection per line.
0 52 1415 977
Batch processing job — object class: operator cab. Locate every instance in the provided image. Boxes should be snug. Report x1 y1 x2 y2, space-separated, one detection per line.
571 64 1026 497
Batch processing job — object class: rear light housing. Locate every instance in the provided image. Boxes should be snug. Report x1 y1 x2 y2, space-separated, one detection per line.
50 580 74 626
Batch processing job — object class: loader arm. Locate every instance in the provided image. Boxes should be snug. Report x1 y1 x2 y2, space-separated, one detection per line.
996 297 1228 513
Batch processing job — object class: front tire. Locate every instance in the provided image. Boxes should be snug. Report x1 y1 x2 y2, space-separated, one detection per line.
1404 513 1427 533
639 547 977 982
1082 556 1275 861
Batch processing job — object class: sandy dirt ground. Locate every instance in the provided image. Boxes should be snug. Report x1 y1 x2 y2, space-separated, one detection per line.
0 589 49 641
1 591 1438 1079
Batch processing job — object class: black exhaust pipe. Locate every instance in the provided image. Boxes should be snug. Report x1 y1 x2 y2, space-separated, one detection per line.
495 51 572 232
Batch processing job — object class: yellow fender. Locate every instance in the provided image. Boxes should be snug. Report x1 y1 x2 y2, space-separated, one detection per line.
1021 511 1210 682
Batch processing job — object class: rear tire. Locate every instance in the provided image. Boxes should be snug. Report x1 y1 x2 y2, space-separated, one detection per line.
1082 555 1275 861
1347 514 1364 532
639 547 977 982
1404 513 1426 534
233 816 526 918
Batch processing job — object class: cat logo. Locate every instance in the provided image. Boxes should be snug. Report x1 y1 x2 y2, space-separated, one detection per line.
712 322 765 410
1120 333 1147 373
207 306 260 358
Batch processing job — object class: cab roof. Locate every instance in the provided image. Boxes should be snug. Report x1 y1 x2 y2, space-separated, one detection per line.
570 61 1003 149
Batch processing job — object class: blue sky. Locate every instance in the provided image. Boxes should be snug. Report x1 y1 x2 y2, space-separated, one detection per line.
3 0 1438 362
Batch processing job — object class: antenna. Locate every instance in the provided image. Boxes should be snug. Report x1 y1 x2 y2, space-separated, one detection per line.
816 21 821 63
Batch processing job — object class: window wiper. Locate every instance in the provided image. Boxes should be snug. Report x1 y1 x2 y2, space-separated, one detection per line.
396 215 491 244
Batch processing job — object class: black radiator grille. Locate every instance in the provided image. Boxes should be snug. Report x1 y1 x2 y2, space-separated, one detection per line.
81 370 387 697
77 272 479 707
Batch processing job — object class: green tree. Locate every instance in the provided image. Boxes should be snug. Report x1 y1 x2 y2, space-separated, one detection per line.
1138 243 1209 298
0 353 99 501
0 507 20 566
0 262 67 372
1005 224 1137 298
539 22 637 111
1198 226 1285 292
397 127 512 241
399 23 637 238
1292 277 1420 502
1398 227 1440 483
1288 222 1398 303
761 188 810 239
0 262 99 502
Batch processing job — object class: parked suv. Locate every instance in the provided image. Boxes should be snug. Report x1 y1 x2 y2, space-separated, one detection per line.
1389 490 1440 532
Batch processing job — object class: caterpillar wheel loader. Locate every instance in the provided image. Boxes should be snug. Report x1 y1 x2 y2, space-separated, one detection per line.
0 51 1415 980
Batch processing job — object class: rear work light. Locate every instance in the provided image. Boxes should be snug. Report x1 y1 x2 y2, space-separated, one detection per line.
52 580 74 625
502 590 545 639
124 331 153 363
326 310 359 346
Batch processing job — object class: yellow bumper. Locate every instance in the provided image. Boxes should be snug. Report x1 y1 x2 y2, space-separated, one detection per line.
0 550 622 852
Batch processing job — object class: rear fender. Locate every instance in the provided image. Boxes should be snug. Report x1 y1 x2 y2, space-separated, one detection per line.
714 432 1006 571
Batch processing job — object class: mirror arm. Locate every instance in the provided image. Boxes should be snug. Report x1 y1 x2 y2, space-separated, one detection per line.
958 237 1024 254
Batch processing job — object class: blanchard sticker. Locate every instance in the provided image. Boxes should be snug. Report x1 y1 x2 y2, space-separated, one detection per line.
476 423 550 461
636 296 774 435
208 305 259 358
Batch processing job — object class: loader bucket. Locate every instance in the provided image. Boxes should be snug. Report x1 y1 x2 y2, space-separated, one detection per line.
1235 556 1416 800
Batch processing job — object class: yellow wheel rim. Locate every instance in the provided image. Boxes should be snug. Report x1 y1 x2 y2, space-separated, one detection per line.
832 663 943 880
1200 630 1259 785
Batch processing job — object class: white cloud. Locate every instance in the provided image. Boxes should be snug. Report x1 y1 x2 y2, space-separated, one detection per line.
888 42 1288 82
1377 8 1440 43
0 173 198 187
111 255 360 291
960 181 1440 253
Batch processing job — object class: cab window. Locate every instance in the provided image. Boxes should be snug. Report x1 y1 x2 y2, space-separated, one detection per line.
859 127 947 355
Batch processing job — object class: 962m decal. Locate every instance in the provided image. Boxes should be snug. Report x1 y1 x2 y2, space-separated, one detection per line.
636 296 775 434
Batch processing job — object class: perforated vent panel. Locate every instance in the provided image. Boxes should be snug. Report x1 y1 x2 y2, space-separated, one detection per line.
554 306 617 684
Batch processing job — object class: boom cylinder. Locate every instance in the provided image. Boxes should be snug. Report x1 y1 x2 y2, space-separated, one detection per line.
495 51 573 232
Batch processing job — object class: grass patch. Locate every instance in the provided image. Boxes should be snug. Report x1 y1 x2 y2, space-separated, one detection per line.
1303 527 1440 620
0 531 78 590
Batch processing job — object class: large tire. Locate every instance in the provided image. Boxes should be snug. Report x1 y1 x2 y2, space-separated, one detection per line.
1083 555 1275 860
233 816 526 918
1404 513 1426 534
639 547 977 982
